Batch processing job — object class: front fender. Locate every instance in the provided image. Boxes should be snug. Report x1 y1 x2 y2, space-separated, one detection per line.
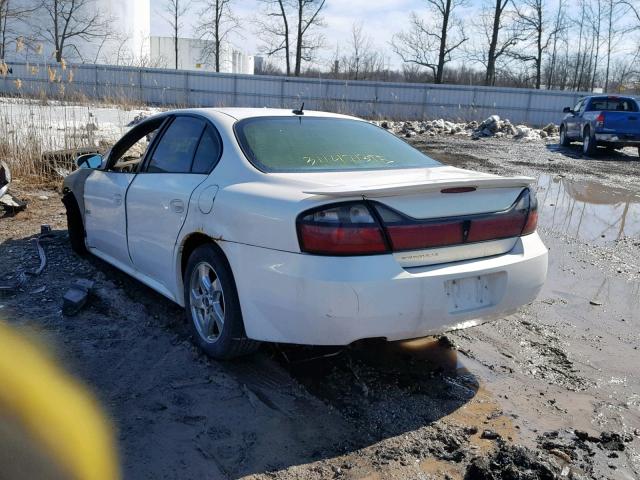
62 169 94 223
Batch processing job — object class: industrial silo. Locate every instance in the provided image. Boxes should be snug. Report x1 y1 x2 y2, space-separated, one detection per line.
96 0 151 65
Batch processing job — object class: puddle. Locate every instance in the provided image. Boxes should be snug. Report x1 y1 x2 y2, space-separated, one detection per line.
535 174 640 244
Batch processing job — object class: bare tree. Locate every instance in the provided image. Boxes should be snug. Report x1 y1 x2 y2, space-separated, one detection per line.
195 0 239 72
602 0 629 91
1 0 42 60
162 0 191 69
567 0 606 91
292 0 325 76
256 0 326 76
338 21 386 80
39 0 110 63
587 0 603 91
512 0 558 88
607 46 640 91
256 0 291 74
467 0 521 85
544 0 567 89
391 0 468 84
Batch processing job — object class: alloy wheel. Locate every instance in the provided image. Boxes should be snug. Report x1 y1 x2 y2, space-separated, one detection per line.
189 262 225 343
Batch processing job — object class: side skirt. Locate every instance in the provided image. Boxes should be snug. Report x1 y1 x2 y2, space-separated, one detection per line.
88 247 180 305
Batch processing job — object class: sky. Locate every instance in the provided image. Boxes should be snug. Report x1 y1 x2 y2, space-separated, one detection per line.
149 0 429 69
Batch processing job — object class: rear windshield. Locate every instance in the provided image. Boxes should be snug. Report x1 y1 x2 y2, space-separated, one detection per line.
587 98 638 112
234 116 441 172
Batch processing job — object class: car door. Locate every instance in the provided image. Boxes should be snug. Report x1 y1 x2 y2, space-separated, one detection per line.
126 115 214 292
566 99 584 138
84 170 136 266
84 117 166 267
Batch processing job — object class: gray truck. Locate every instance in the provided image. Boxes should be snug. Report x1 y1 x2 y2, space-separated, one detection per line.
559 95 640 156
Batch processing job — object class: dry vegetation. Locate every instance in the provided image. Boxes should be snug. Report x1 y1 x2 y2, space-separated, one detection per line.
0 79 166 187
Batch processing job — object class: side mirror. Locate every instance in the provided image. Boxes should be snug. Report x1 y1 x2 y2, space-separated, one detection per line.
76 153 103 169
562 107 573 114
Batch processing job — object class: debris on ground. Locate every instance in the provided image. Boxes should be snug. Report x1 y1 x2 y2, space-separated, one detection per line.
30 237 46 276
0 161 10 197
0 192 27 215
374 115 558 141
62 278 95 316
127 112 152 127
41 146 102 178
480 429 501 440
0 272 27 295
465 443 559 480
0 161 28 215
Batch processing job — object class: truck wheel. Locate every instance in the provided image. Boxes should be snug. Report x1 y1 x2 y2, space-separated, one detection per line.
582 127 597 156
559 125 571 146
184 244 259 359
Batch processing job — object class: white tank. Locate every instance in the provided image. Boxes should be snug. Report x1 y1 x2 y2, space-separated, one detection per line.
5 0 150 65
95 0 151 65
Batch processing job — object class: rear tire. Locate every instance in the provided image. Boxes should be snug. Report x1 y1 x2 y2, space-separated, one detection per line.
559 125 571 146
183 244 259 359
62 193 88 255
582 127 597 156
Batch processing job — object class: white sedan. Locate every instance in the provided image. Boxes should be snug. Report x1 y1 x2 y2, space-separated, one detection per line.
63 108 548 359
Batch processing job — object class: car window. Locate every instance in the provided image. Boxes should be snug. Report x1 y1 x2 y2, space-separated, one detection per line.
235 117 442 173
146 116 206 173
107 117 166 173
586 98 638 112
572 100 583 112
191 126 222 174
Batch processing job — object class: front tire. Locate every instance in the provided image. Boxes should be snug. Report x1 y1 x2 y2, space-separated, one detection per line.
62 193 88 255
582 127 597 156
559 125 571 146
183 244 259 359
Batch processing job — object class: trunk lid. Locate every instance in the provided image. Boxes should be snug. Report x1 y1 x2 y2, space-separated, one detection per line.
295 165 533 220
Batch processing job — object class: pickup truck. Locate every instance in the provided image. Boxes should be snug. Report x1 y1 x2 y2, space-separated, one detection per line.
559 95 640 156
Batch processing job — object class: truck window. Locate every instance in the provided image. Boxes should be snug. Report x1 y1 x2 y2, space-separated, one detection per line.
573 99 584 112
586 98 638 112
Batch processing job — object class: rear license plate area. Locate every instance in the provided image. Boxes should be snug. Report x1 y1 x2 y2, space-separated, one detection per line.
445 273 504 313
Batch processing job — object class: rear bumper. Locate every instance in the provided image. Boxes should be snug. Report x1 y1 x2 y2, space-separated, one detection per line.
221 233 548 345
595 133 640 144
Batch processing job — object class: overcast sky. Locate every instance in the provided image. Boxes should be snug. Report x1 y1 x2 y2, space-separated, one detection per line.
149 0 433 69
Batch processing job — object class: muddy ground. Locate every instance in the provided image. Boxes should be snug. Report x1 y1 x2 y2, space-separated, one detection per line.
1 136 639 479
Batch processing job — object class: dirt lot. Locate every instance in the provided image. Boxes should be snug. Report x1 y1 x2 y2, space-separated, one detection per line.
1 135 639 479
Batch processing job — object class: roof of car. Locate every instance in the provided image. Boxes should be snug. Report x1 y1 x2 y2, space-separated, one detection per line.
170 107 361 121
585 95 636 101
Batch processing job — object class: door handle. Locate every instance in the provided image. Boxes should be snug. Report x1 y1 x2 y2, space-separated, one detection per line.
113 193 123 206
170 199 185 213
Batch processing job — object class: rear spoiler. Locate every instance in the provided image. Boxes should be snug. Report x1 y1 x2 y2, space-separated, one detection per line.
303 176 535 197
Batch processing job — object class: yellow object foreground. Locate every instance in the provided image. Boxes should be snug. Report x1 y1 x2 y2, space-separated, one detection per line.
0 321 119 480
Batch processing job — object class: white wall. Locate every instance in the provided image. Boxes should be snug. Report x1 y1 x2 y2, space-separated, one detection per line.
150 36 254 74
2 61 588 125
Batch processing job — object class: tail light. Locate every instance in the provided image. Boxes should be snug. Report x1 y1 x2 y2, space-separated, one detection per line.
469 188 537 241
297 202 389 255
297 189 538 255
521 189 538 235
596 113 605 128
